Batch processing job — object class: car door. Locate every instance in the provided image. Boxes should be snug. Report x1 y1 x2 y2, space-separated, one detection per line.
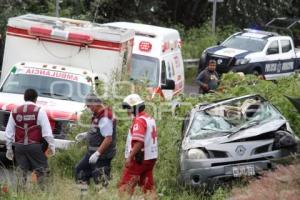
264 39 281 79
279 39 296 75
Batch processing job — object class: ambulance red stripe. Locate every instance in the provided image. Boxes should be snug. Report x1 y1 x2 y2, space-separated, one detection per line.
7 26 122 51
46 110 78 121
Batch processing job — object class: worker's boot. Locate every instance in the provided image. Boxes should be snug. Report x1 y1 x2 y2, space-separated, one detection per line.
77 181 88 198
92 167 110 188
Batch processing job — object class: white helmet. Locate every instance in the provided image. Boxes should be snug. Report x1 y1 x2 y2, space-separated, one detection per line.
122 94 144 109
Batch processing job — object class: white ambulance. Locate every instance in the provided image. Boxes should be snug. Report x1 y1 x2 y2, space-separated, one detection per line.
0 14 134 149
105 22 185 100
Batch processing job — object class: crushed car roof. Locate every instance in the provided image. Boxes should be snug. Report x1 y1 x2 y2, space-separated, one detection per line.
194 94 266 111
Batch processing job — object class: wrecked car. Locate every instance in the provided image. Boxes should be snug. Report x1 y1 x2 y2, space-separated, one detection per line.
179 94 299 186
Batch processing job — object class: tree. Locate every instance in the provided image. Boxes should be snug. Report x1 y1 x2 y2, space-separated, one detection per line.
217 0 294 28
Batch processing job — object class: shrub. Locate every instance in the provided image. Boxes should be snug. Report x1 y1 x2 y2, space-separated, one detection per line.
176 22 238 59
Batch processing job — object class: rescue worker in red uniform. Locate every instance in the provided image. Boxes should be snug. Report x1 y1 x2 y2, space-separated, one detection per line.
118 94 158 199
5 88 55 186
74 93 117 193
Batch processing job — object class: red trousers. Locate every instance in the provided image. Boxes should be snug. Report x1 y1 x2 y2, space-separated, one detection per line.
118 159 156 195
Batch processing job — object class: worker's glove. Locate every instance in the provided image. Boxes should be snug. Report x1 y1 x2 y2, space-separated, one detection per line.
75 132 88 142
89 151 100 164
48 145 56 157
6 149 14 161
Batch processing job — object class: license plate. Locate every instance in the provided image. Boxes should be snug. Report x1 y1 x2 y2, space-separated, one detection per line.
232 165 255 177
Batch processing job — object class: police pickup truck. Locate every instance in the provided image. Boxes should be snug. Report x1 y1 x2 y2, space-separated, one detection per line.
199 28 300 80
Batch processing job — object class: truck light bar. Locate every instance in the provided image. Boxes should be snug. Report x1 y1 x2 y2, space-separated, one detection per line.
243 28 279 36
29 26 93 44
139 41 152 52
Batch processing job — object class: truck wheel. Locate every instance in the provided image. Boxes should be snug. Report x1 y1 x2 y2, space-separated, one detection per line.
252 69 261 76
253 68 265 79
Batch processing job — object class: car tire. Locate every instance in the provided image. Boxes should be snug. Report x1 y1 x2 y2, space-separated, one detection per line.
252 68 265 79
252 69 261 76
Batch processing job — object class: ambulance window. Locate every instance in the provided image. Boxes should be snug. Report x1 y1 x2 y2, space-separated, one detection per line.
161 61 167 85
171 62 175 77
167 62 172 79
130 54 159 87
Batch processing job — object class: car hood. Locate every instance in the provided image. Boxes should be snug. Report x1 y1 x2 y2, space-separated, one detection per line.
207 46 249 58
0 92 84 120
182 119 286 150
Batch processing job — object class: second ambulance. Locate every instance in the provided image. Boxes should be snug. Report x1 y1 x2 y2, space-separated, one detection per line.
106 22 185 100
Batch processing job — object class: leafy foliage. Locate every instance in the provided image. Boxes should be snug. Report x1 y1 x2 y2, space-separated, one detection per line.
0 0 299 37
176 23 238 59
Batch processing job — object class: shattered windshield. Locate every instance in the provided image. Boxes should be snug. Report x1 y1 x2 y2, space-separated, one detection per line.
189 97 283 140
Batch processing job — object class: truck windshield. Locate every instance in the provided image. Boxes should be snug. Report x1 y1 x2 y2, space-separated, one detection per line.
130 54 159 87
0 73 91 102
222 35 267 52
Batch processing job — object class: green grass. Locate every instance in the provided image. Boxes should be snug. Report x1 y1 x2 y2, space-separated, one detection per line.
185 67 198 85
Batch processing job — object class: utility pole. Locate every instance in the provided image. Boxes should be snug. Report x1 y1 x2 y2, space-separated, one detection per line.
55 0 63 17
208 0 224 35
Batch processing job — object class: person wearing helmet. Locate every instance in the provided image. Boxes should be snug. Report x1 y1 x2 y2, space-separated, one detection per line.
74 93 117 193
118 94 158 199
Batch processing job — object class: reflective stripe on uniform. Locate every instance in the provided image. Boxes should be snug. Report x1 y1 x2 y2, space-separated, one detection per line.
23 104 28 113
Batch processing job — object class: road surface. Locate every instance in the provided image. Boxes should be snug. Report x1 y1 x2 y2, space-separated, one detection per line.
184 83 198 95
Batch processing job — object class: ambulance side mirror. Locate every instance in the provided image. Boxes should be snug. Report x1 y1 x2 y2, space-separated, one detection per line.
161 79 175 90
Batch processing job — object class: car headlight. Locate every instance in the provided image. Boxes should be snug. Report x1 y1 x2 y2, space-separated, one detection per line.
235 58 250 65
187 148 207 159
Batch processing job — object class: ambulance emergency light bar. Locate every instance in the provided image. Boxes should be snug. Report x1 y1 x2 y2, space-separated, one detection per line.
29 26 93 44
162 39 182 52
138 39 182 53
